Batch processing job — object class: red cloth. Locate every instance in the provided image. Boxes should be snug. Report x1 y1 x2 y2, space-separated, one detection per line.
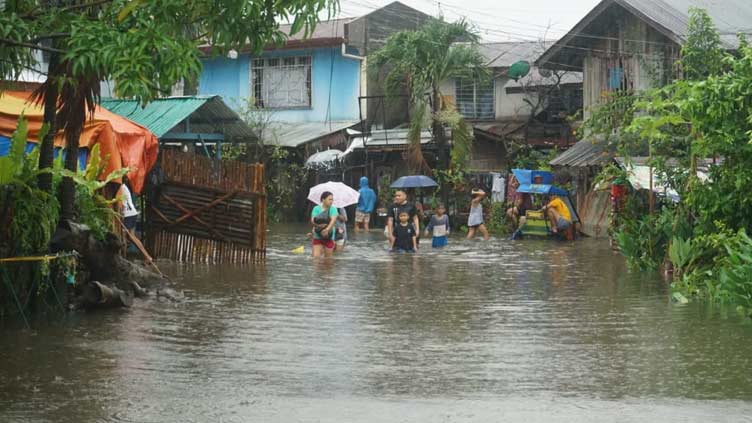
312 239 335 249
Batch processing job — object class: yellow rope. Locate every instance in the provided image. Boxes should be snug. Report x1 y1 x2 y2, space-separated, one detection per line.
0 253 75 263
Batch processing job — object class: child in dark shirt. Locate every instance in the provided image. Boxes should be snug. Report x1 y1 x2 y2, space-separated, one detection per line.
391 211 417 253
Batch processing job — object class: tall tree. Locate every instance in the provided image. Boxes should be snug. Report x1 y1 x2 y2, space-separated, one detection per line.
0 0 336 220
681 7 727 81
370 18 488 173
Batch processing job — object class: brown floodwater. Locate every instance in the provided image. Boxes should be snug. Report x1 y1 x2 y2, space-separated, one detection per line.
2 225 752 422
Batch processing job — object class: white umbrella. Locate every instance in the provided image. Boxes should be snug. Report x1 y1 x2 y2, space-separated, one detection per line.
307 181 359 208
305 149 343 168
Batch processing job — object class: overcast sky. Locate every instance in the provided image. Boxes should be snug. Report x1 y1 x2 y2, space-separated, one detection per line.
332 0 602 42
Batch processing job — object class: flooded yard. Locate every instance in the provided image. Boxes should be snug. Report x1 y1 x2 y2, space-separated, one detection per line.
2 225 752 422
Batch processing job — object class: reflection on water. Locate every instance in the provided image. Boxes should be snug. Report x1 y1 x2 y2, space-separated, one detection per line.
2 225 752 422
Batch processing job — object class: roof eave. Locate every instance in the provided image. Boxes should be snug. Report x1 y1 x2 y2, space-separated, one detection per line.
199 37 346 56
536 0 686 71
536 0 616 70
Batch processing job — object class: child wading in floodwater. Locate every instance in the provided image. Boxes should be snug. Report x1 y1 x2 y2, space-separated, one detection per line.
425 203 450 248
467 189 490 240
391 211 417 253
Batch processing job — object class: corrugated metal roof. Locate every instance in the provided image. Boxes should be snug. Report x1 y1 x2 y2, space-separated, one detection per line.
538 0 752 69
622 0 752 48
480 41 555 68
549 138 613 167
265 121 359 148
100 96 254 141
278 18 352 41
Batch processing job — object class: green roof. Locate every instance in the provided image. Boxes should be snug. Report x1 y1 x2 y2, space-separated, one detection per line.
100 96 254 140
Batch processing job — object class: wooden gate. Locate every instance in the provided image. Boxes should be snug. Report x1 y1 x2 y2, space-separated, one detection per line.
147 150 266 263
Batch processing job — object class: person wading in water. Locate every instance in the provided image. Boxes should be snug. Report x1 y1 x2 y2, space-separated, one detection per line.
387 190 420 250
310 191 338 258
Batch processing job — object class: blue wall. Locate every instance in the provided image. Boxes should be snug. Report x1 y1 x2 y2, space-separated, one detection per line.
199 47 361 123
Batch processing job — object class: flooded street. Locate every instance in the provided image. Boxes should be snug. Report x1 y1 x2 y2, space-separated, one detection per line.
2 225 752 422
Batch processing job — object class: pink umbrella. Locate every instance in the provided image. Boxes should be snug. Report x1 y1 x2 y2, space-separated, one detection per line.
307 181 359 208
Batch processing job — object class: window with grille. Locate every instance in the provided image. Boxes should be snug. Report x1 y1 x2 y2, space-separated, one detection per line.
252 56 312 109
456 78 494 120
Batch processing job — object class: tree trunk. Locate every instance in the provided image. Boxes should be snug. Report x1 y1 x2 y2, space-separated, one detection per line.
37 52 59 192
432 88 449 171
60 126 82 221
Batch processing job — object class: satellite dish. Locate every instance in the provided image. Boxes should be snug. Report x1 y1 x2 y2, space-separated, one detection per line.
508 61 531 81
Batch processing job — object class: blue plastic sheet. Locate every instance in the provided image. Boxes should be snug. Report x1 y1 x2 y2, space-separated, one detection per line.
512 169 568 196
0 136 88 170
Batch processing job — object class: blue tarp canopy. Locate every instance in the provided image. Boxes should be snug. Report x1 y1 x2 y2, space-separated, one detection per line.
0 135 88 170
512 169 568 196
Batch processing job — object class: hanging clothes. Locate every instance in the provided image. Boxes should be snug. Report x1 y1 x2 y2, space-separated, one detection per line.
491 173 505 203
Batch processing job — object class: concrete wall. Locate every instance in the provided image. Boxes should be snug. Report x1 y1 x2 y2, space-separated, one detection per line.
199 47 361 123
347 2 431 56
494 76 534 120
348 2 431 128
442 76 536 120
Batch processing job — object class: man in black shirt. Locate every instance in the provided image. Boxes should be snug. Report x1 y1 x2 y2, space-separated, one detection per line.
387 190 420 247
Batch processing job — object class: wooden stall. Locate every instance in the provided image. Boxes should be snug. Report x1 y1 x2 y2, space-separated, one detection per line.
147 150 266 263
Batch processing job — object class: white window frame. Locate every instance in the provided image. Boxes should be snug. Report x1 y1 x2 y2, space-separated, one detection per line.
456 78 495 121
251 56 312 109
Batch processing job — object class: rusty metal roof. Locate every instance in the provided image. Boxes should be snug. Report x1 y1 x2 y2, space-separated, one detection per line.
549 138 613 167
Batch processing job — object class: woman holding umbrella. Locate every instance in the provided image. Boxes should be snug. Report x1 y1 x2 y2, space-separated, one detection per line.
310 191 338 257
307 181 360 257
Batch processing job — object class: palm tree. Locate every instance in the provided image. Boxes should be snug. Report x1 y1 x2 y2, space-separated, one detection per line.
369 18 488 173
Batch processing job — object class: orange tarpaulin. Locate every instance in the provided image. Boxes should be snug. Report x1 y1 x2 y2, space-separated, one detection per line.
0 91 158 193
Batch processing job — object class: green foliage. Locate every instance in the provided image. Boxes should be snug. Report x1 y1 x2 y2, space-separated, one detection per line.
369 18 487 172
439 108 473 169
75 185 114 240
370 18 487 102
509 144 558 171
220 98 308 222
2 185 60 257
672 229 752 315
377 174 392 209
593 163 629 187
265 147 308 223
681 8 727 81
578 91 643 155
0 117 51 186
580 9 752 311
668 236 694 278
486 201 510 236
0 119 59 257
0 0 337 102
615 207 675 270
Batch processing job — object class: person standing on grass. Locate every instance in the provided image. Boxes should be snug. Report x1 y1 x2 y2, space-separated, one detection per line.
354 176 376 232
467 189 490 240
425 203 450 248
310 192 338 258
387 190 420 248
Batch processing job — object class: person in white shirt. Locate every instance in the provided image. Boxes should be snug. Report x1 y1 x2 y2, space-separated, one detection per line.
120 178 139 235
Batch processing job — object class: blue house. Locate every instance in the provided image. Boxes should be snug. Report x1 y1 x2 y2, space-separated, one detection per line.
195 2 430 155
